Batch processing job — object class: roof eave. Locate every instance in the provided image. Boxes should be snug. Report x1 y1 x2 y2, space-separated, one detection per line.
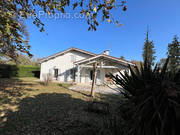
40 47 96 63
74 54 135 66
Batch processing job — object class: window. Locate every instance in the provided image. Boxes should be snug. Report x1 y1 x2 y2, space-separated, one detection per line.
71 55 76 62
90 70 93 80
54 69 58 78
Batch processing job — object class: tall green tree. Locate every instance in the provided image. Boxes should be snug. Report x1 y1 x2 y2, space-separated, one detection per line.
158 58 167 68
120 55 125 60
142 30 156 66
167 35 180 72
0 0 127 57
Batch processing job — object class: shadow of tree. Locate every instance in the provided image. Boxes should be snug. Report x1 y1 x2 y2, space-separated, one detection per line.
0 93 107 135
70 89 91 97
0 78 39 122
0 79 36 98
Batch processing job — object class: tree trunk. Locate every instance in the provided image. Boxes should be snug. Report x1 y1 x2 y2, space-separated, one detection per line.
91 62 98 97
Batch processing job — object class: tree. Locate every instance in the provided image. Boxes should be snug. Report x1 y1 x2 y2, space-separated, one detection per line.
142 30 156 66
120 56 125 60
0 55 5 64
0 0 127 57
0 53 39 66
158 58 166 68
131 60 141 70
167 35 180 72
0 15 30 59
111 59 180 135
11 54 38 65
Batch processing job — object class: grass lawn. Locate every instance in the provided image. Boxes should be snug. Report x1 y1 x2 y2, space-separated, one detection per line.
0 77 120 135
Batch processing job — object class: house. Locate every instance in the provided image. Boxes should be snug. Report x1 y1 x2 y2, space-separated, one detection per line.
40 47 134 84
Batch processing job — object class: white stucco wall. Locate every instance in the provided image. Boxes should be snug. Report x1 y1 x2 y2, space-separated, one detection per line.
78 68 102 84
78 67 130 84
40 51 92 82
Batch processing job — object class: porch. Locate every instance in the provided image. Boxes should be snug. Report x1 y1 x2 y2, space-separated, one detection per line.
76 67 119 84
74 54 132 84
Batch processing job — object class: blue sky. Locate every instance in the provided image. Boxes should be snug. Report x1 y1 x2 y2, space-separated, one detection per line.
26 0 180 62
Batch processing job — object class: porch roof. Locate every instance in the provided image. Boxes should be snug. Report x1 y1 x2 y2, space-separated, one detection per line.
74 54 135 66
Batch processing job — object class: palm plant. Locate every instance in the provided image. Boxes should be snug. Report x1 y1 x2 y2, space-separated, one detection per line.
111 58 180 135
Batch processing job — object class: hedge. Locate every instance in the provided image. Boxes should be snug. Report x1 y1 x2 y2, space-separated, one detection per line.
0 64 40 78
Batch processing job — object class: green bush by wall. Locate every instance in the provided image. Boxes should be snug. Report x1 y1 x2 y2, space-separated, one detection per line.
0 64 40 78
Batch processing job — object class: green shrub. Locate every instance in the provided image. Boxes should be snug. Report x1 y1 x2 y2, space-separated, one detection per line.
16 65 40 77
0 64 40 78
111 59 180 135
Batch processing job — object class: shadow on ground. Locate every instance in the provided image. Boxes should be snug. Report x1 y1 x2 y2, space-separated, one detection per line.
0 78 37 105
0 78 123 135
0 92 110 135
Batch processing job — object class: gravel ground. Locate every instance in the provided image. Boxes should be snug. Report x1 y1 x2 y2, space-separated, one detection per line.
69 84 123 95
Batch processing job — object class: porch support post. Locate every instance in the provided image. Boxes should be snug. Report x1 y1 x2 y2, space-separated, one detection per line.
77 66 81 83
91 62 98 97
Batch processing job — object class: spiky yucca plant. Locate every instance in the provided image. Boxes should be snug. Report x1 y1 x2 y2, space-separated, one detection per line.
111 58 180 135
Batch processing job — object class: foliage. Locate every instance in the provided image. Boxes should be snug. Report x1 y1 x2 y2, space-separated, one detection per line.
0 53 39 66
167 35 180 72
0 58 6 64
131 60 142 70
158 58 166 68
0 64 18 78
120 56 125 60
142 30 156 66
17 65 40 77
42 73 53 86
0 0 126 57
59 83 72 89
0 64 40 78
0 12 30 57
9 54 39 66
111 58 180 135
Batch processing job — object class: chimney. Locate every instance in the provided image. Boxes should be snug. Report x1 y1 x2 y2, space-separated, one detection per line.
103 50 109 55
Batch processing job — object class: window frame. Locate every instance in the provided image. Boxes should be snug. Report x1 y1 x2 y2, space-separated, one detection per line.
54 69 58 78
